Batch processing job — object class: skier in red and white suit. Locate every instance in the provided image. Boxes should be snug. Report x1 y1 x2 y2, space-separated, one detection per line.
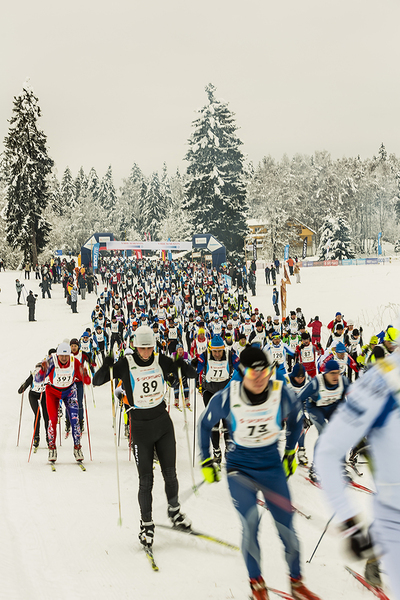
35 342 91 462
295 332 322 378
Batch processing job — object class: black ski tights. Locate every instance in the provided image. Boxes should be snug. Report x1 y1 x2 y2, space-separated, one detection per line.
131 410 179 522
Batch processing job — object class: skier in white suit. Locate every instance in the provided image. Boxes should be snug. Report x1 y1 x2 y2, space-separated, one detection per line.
315 326 400 599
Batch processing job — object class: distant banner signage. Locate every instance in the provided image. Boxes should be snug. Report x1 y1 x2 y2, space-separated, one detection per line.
302 238 307 259
284 244 289 261
92 243 100 269
192 252 201 258
301 257 390 268
106 241 192 251
204 254 213 262
324 260 339 266
194 237 207 245
378 232 382 256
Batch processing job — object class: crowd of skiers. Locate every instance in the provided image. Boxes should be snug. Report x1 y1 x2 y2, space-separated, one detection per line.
16 253 400 600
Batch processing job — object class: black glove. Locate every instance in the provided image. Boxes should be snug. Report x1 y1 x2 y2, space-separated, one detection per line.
103 355 114 369
174 356 185 368
191 357 199 368
166 372 176 387
303 413 312 430
340 517 375 560
18 384 25 394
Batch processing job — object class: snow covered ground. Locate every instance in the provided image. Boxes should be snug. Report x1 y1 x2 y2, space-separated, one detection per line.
1 262 399 600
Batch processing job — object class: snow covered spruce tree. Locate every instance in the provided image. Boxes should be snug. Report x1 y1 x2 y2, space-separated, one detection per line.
331 214 356 259
142 172 165 240
60 166 76 211
2 81 54 265
98 165 117 212
317 216 336 260
318 214 355 260
183 84 248 259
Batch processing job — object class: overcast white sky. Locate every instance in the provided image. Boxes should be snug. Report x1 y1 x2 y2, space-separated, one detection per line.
1 0 399 189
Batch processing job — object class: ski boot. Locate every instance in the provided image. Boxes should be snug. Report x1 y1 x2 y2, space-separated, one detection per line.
250 575 269 599
290 577 321 600
167 504 192 531
33 436 40 449
139 520 155 548
48 446 57 462
365 558 382 588
73 444 84 462
298 447 308 467
213 448 222 465
308 464 319 484
342 463 353 484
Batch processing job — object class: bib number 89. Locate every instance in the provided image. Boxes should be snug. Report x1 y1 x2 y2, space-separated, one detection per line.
143 380 158 394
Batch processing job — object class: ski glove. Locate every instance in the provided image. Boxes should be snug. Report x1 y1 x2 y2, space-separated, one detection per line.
201 458 221 484
303 413 313 430
103 355 114 369
340 517 375 560
283 449 298 478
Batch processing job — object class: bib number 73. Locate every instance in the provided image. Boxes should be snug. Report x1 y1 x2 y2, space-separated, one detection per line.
247 423 269 437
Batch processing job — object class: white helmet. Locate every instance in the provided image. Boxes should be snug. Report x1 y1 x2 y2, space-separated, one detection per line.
57 342 71 355
134 325 155 348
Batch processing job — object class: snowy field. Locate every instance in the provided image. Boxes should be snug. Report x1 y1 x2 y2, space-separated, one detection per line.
1 262 399 600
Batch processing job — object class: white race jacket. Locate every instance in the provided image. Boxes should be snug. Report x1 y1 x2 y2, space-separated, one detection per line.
315 350 400 523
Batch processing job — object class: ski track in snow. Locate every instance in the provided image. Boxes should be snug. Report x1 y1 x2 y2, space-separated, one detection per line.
1 263 399 600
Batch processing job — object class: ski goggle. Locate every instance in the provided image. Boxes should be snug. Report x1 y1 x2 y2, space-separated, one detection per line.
243 365 274 379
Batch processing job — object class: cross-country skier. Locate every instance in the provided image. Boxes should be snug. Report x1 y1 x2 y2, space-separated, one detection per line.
296 360 350 483
315 328 400 600
92 325 197 549
198 347 321 600
35 342 91 463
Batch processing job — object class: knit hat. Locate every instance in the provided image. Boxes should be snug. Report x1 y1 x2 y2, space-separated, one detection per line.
239 347 270 370
70 338 79 346
335 312 341 317
335 342 346 353
210 335 224 350
324 359 340 372
292 363 305 378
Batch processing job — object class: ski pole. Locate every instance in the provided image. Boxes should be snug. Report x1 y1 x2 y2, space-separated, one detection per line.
110 363 122 526
28 404 41 462
17 390 24 446
192 382 197 468
179 478 206 504
306 513 335 563
117 401 122 447
90 382 96 407
167 383 171 414
83 386 92 461
178 367 196 491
